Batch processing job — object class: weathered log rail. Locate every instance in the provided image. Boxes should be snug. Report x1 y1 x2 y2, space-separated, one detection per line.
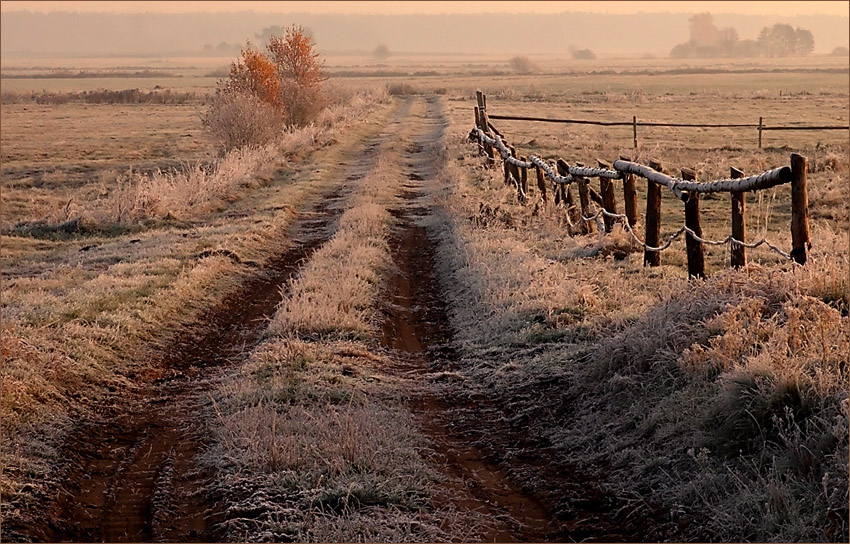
471 91 812 278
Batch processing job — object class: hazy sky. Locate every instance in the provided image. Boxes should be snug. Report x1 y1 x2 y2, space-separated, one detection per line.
2 0 848 16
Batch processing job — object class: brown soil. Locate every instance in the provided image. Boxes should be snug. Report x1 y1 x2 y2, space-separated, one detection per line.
380 97 555 542
382 208 555 542
379 96 675 543
14 103 407 542
34 194 343 543
12 96 676 543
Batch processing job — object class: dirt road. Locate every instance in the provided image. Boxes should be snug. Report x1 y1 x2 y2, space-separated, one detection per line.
22 96 636 543
26 101 413 542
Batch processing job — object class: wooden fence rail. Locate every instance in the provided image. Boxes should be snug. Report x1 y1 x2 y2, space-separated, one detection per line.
486 113 849 149
471 91 812 278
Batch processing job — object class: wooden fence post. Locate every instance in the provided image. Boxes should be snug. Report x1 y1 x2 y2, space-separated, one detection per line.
758 116 763 149
597 159 618 233
519 155 529 202
644 159 663 266
730 167 747 268
557 159 581 231
790 153 810 265
633 115 638 149
574 162 595 235
619 154 639 227
475 92 496 165
681 168 705 279
473 107 484 156
508 146 521 192
485 141 496 166
535 164 547 203
477 92 490 133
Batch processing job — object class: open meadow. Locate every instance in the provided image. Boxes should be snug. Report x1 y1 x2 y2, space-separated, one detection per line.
1 51 848 542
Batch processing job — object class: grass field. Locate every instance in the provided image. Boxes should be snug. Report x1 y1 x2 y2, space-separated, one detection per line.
1 53 847 542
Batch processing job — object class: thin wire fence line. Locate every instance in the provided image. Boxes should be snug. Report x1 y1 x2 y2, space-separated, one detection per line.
580 206 792 260
487 113 850 131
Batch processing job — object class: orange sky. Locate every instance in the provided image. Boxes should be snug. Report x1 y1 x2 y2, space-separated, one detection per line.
2 1 848 16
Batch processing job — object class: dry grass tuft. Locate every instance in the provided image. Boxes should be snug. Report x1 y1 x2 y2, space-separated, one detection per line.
201 339 457 542
269 152 400 340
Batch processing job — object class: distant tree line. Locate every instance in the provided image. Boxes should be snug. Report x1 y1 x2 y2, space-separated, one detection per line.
670 13 815 58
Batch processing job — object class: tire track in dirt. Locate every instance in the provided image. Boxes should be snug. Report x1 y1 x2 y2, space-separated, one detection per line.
23 99 414 543
384 97 669 543
380 96 555 542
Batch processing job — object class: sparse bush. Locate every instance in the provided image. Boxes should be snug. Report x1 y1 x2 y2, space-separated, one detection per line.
373 44 391 59
508 56 539 75
830 46 850 57
572 48 596 60
201 89 283 153
202 24 328 151
268 25 328 127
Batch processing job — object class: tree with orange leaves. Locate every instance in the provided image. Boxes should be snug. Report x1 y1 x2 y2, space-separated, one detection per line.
202 25 328 151
266 25 327 127
266 25 326 88
226 46 281 111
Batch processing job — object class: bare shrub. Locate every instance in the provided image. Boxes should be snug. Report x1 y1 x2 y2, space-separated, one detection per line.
386 82 417 96
201 89 283 153
572 48 596 60
279 79 327 128
508 56 539 74
373 44 391 59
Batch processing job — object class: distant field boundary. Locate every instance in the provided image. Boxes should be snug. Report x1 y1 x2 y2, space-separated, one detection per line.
0 70 177 79
487 113 849 149
471 91 813 279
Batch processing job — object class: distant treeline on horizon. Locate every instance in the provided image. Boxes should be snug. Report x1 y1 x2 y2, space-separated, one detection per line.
1 10 848 59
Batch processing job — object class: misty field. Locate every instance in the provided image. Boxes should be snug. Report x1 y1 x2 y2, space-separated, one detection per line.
1 52 848 543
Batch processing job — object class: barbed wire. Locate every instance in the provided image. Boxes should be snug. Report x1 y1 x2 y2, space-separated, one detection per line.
470 126 793 261
579 207 792 259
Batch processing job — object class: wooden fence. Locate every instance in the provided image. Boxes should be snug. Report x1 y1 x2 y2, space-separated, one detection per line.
485 112 848 150
470 91 812 278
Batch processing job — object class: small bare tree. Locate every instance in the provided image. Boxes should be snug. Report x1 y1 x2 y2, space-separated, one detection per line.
373 44 391 59
508 56 539 74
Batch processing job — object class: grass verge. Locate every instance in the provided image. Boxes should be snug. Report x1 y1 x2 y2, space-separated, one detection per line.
428 107 848 541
